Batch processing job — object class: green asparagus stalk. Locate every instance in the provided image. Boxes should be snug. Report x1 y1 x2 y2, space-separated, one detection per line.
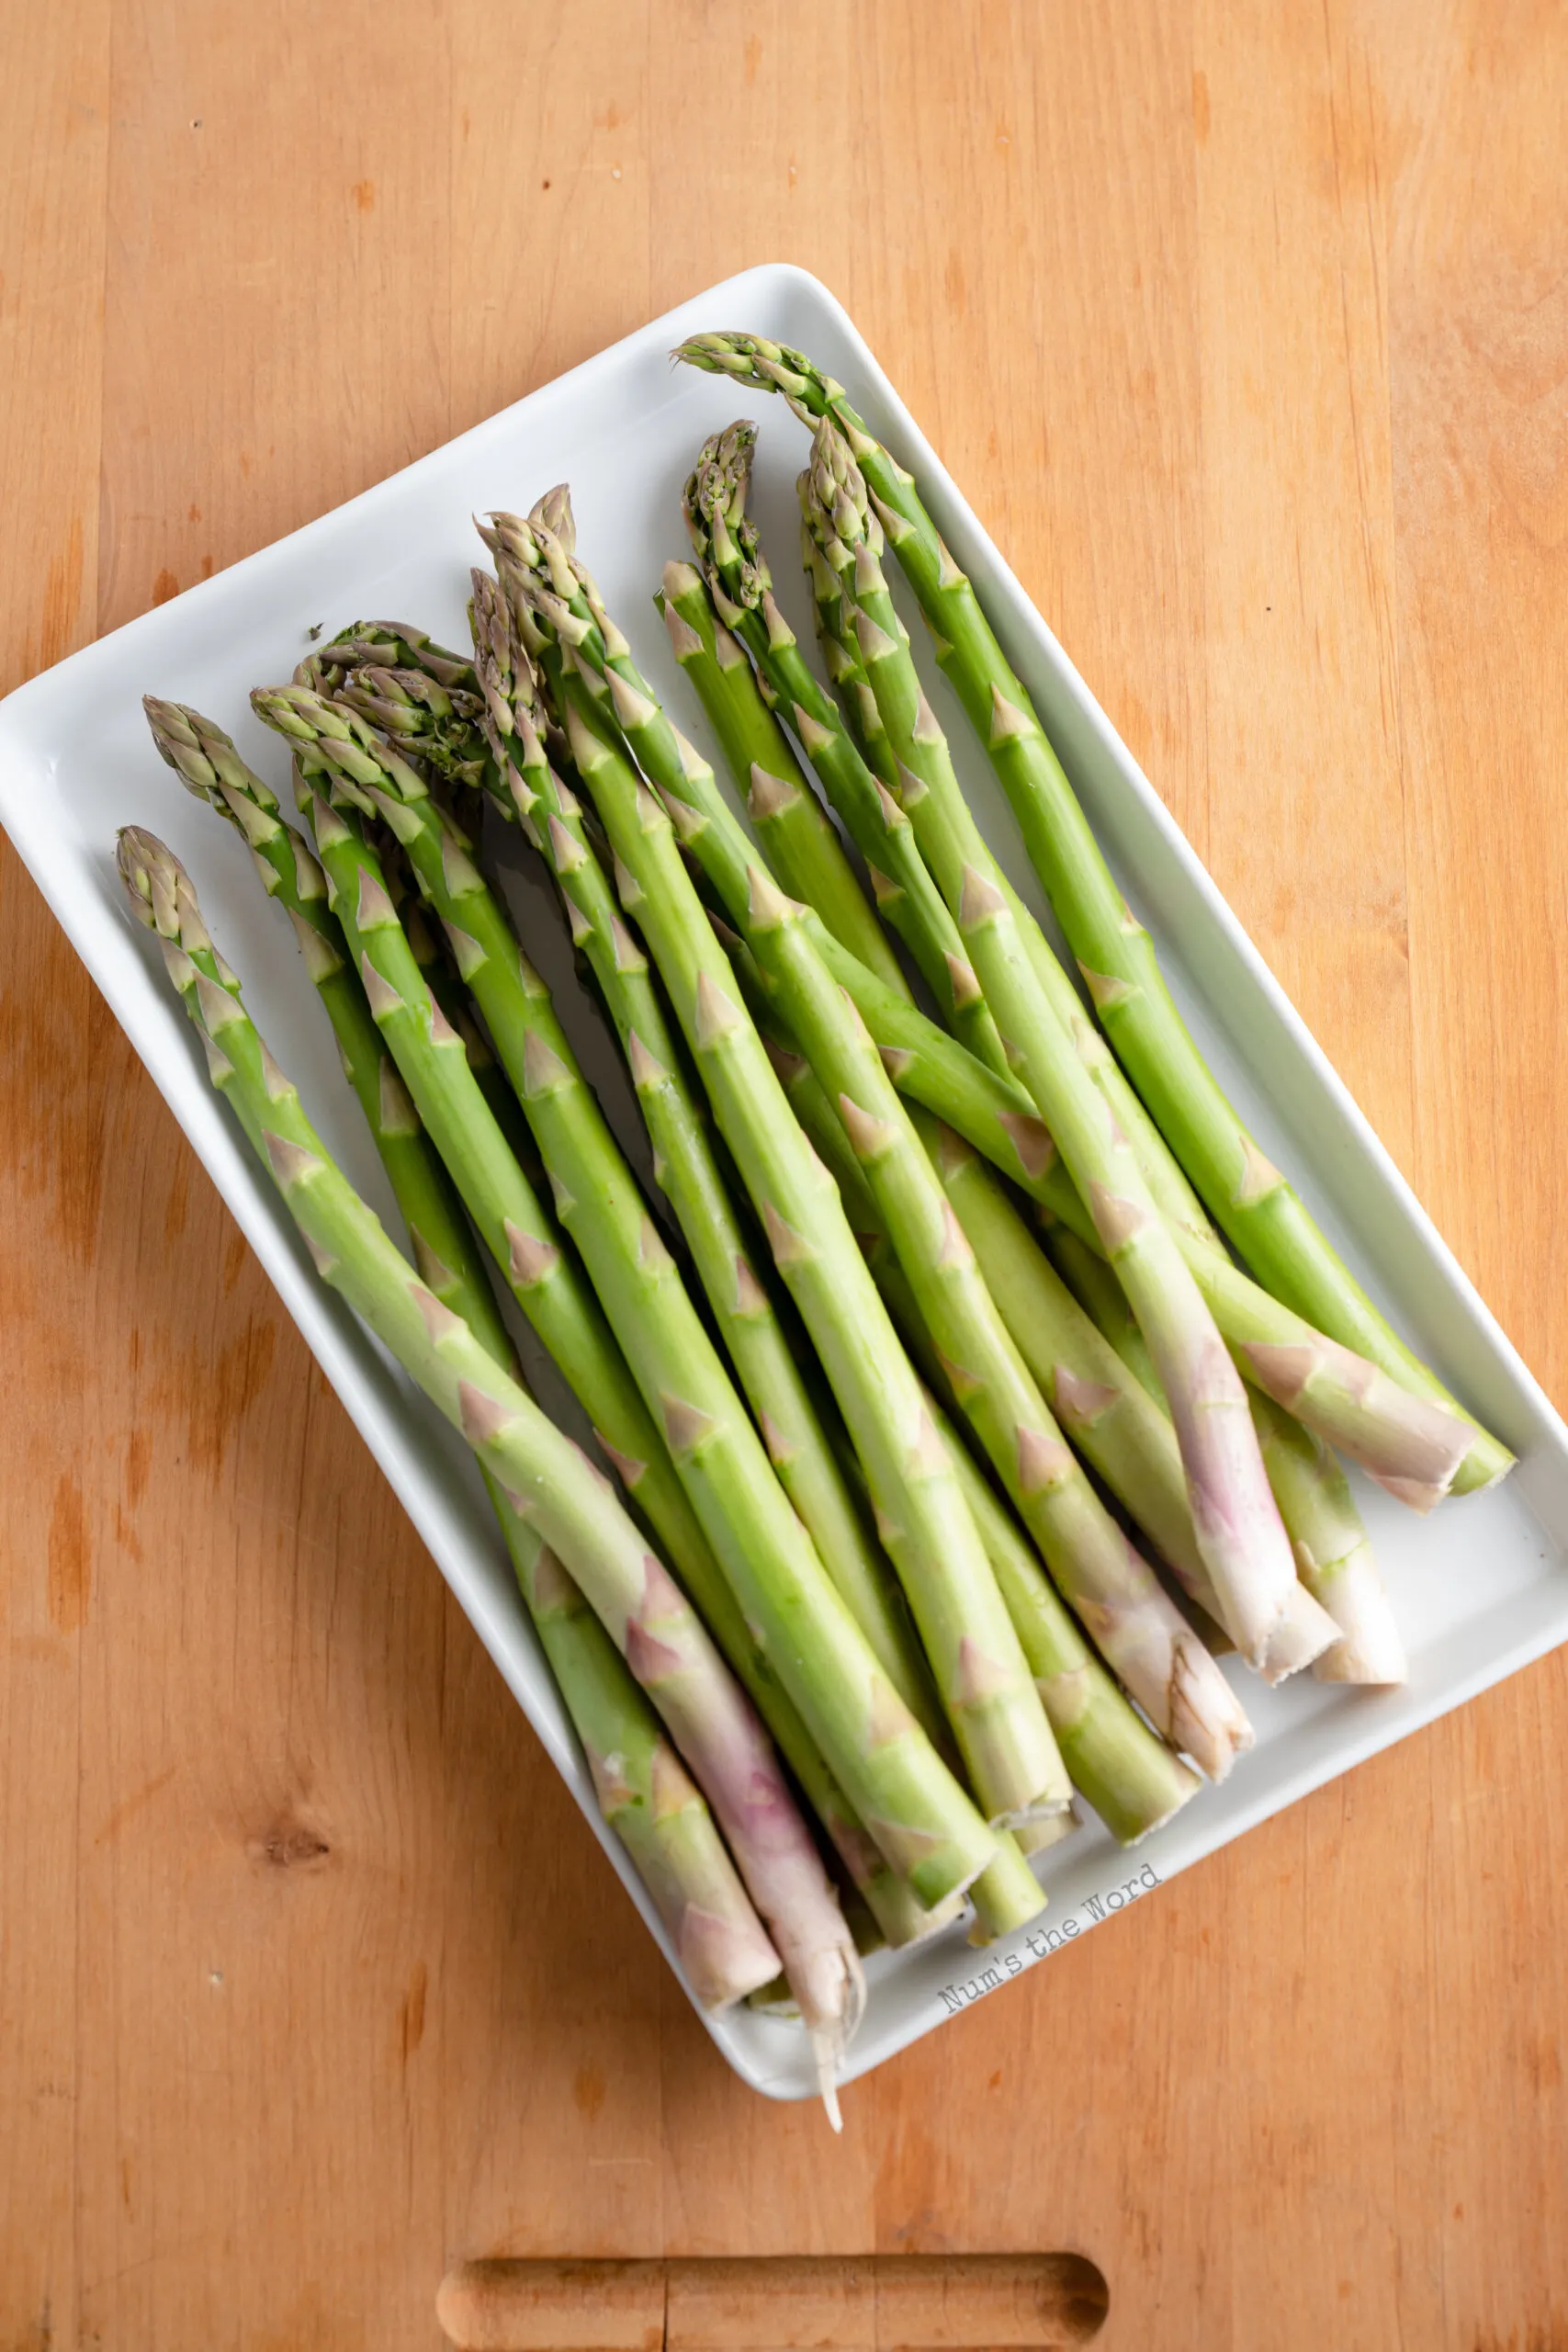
484 569 1065 1932
651 560 1463 1521
466 573 945 1745
492 518 1073 1804
144 705 770 1921
141 711 907 1993
1046 1208 1405 1684
334 664 491 794
748 428 1295 1671
243 695 953 1962
677 332 1512 1498
1247 1396 1407 1685
118 828 793 2017
711 842 1253 1770
759 989 1337 1685
669 439 1010 1082
767 1064 1205 1832
250 688 998 1943
800 445 1474 1521
931 1401 1201 1840
650 552 908 997
320 619 479 693
392 859 952 1951
803 460 1223 1259
497 525 1254 1780
497 498 987 1057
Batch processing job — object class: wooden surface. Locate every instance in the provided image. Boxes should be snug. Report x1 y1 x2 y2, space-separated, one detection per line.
3 4 1565 2346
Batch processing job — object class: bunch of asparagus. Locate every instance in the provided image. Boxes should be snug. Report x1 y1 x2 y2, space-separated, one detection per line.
125 334 1509 2109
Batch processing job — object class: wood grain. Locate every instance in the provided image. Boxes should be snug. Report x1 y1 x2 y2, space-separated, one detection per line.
2 4 1565 2347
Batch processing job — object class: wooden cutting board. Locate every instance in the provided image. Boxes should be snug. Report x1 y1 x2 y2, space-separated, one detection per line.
3 4 1566 2347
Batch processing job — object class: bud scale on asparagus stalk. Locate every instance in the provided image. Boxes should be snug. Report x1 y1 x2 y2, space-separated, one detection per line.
249 685 999 1948
117 830 807 2026
675 331 1511 1498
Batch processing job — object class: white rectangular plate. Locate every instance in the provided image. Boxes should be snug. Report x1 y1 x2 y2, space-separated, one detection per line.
4 265 1565 2102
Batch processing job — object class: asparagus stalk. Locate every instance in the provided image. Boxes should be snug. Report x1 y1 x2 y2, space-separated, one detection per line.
747 428 1294 1671
800 453 1473 1521
796 1167 1204 1835
334 664 491 795
672 435 1010 1081
467 574 945 1745
710 840 1252 1770
650 568 1469 1519
497 500 989 1059
118 829 788 2017
251 689 998 1942
486 560 1064 1933
394 880 955 1953
497 524 1252 1778
143 703 778 1958
649 552 908 997
244 693 952 1959
141 709 911 1974
493 514 1073 1805
802 461 1224 1259
931 1400 1201 1840
753 976 1333 1684
1047 1209 1405 1684
677 332 1512 1498
142 724 860 1938
318 619 479 693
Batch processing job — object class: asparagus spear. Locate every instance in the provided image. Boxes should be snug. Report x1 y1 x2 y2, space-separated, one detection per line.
389 852 954 1951
647 552 908 996
732 864 1253 1777
264 676 965 1805
670 438 1010 1083
487 556 1064 1935
334 664 491 794
466 574 944 1745
243 695 961 1960
676 332 1512 1498
577 614 1253 1770
809 423 1431 1659
1046 1213 1405 1684
118 829 791 2018
746 953 1337 1686
142 701 789 1975
1247 1397 1408 1685
250 689 998 1939
695 425 1295 1672
929 1400 1201 1840
318 619 479 693
491 511 1074 1794
801 443 1473 1516
141 710 916 1969
654 562 1474 1513
497 520 1256 1778
802 456 1223 1259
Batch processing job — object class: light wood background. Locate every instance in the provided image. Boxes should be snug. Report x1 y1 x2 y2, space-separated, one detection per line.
4 4 1565 2346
